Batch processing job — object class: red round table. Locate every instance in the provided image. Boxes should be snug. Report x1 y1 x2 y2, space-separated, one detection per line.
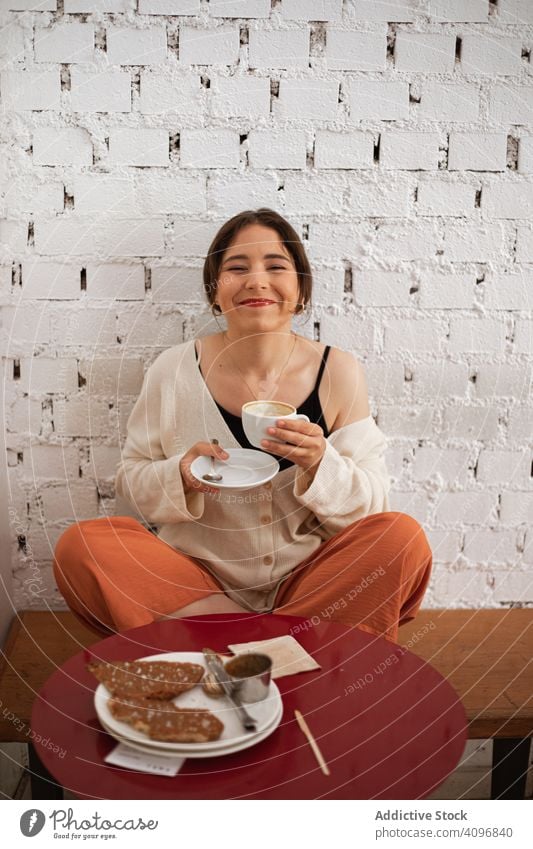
31 613 467 799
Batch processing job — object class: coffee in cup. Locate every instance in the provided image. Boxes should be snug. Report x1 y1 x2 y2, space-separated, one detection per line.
242 400 310 449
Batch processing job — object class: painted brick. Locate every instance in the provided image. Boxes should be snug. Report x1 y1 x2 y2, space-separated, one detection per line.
449 318 506 353
19 357 78 394
40 483 99 522
500 491 533 525
180 129 240 168
320 311 376 353
53 397 111 438
477 449 531 486
378 407 434 438
207 173 280 216
388 491 429 524
385 318 447 354
89 446 121 480
347 178 411 217
412 362 470 398
22 445 79 481
308 221 375 260
483 183 533 219
34 24 94 63
416 182 476 217
492 570 533 603
276 78 339 120
429 0 488 21
79 358 144 396
412 447 471 486
21 262 80 300
442 405 500 441
209 0 269 16
461 35 522 76
448 133 507 171
435 491 497 525
0 70 60 111
427 529 462 562
51 308 116 346
349 80 409 121
0 219 27 253
210 75 270 118
108 129 169 167
3 178 64 214
315 131 374 169
179 26 239 66
33 128 93 167
312 266 346 307
476 364 532 399
499 0 533 24
394 32 455 73
365 362 405 398
518 137 533 173
117 309 184 348
507 407 532 443
1 306 51 347
138 0 199 11
374 221 441 260
484 272 533 310
65 0 133 9
431 570 492 605
169 219 222 257
326 29 386 71
281 0 342 21
490 85 533 124
96 220 166 258
6 0 56 8
419 274 476 309
72 174 136 215
418 83 481 122
150 265 203 302
515 226 533 262
136 173 206 215
139 72 204 116
283 174 346 215
70 70 131 112
463 529 519 564
346 0 418 21
35 218 98 255
354 271 411 307
514 320 533 354
380 132 440 170
86 264 145 300
0 23 25 62
248 130 307 170
443 223 505 262
249 29 309 70
106 26 167 65
6 398 42 436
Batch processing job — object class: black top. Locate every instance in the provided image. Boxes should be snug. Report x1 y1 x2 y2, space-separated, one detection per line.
195 344 331 471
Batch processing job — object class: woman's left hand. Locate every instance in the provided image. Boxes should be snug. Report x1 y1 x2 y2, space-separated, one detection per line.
261 419 326 479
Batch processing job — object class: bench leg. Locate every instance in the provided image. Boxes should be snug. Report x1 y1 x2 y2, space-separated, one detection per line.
491 738 531 800
27 743 64 800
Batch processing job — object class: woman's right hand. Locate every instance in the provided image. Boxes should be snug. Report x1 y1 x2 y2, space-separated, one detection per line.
179 441 229 495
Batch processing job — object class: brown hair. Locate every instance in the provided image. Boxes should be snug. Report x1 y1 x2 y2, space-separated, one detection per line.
203 208 312 315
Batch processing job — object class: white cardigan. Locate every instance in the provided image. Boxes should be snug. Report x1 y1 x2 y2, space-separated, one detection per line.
115 340 391 612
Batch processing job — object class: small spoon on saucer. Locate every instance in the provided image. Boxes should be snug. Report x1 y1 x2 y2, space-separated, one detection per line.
202 438 223 482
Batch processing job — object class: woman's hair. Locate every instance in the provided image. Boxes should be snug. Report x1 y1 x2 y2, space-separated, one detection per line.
203 208 312 315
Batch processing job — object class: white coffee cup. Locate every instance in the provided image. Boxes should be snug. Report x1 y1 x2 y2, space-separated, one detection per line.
242 400 310 450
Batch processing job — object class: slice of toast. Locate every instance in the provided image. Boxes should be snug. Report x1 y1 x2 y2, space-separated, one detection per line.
108 696 224 743
88 660 204 699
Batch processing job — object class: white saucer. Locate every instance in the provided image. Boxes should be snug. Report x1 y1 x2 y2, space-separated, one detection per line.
190 448 279 492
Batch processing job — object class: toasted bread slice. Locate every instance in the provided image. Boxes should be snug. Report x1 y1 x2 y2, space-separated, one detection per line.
88 659 204 699
108 696 224 743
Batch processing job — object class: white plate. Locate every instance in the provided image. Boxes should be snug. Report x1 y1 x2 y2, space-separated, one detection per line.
94 651 283 756
190 448 279 492
99 701 283 760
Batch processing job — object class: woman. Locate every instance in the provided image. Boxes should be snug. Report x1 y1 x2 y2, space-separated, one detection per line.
54 209 432 641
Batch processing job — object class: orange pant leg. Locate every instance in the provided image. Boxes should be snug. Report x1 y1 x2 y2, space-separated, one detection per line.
53 516 223 635
274 512 432 642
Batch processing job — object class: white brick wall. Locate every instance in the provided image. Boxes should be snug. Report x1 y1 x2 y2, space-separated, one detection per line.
1 2 532 615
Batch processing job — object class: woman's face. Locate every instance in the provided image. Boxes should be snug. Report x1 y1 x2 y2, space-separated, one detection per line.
215 224 300 330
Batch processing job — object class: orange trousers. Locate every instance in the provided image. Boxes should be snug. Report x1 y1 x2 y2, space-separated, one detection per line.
53 512 432 643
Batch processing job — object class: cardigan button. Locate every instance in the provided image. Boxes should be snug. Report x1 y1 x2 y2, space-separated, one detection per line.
260 515 271 525
263 555 273 565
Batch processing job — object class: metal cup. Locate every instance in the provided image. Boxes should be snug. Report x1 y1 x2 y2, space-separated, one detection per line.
224 652 273 703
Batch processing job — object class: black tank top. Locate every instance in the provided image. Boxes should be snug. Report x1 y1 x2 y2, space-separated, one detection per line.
195 344 331 471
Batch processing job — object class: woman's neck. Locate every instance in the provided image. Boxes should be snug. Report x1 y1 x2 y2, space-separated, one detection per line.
221 328 296 380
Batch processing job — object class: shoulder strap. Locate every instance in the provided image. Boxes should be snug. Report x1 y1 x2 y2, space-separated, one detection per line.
313 345 331 392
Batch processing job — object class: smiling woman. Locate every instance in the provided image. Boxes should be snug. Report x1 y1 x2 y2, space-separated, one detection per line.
54 208 433 643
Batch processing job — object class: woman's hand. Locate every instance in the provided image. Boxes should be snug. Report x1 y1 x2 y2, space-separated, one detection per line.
179 441 229 495
261 419 326 480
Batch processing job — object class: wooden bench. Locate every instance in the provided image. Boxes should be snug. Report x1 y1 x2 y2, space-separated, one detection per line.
1 609 532 799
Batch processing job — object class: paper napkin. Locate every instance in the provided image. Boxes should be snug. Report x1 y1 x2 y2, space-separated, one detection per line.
105 743 185 776
227 635 320 679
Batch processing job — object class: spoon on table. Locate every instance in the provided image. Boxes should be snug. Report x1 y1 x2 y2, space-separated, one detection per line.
202 438 224 482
